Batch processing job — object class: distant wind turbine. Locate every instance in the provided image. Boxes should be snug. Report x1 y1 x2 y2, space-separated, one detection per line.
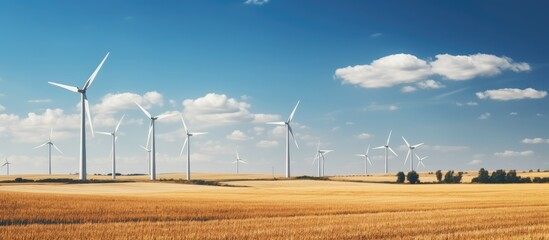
96 114 125 179
135 102 176 180
373 130 398 174
34 128 63 175
180 115 208 180
267 100 300 178
415 154 428 170
355 144 373 175
139 145 151 176
1 158 11 175
402 136 424 172
48 52 109 180
233 149 248 174
312 141 333 177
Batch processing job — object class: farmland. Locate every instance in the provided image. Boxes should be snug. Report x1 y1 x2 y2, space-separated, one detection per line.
0 173 548 239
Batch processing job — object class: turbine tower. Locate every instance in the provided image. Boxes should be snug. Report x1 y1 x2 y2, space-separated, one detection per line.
267 100 300 178
373 130 398 174
312 141 333 177
34 128 63 175
233 149 248 174
48 52 109 180
135 102 176 180
1 158 11 175
96 114 125 180
402 136 424 172
356 144 373 175
415 154 428 170
180 115 208 181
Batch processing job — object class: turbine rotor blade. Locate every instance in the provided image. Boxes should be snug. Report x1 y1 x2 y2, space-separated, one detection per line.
372 146 385 150
386 130 392 146
34 142 48 149
366 144 370 155
388 147 398 157
52 143 64 155
402 136 410 148
356 154 366 157
412 143 424 148
156 113 176 120
135 102 152 119
266 121 286 126
240 160 248 164
288 100 300 123
82 52 110 90
146 120 153 148
95 131 112 136
115 114 125 133
180 115 188 133
404 150 411 165
48 82 79 93
288 125 299 149
180 137 188 157
84 95 94 137
366 157 373 166
139 145 149 151
191 132 208 136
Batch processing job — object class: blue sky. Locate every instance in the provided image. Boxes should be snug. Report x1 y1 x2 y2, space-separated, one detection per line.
0 0 548 176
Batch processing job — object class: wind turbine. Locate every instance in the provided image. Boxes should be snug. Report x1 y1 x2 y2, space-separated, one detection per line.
48 52 109 180
312 141 333 177
96 114 125 180
139 145 151 176
34 128 63 175
356 144 373 175
233 149 248 174
415 154 428 170
135 102 176 180
1 158 11 175
373 130 398 174
180 115 208 180
267 100 300 178
402 136 424 172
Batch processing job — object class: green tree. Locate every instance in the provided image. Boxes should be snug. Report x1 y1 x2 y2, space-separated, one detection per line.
435 170 443 183
407 171 419 184
396 172 405 183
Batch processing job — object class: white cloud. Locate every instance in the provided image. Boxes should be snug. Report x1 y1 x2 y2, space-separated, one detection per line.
401 86 417 93
253 127 265 136
245 0 269 5
417 80 445 89
345 121 354 125
335 54 431 88
182 93 280 127
370 33 382 38
365 103 399 111
0 104 5 112
269 125 286 137
479 112 491 120
510 112 518 116
93 91 163 115
0 108 79 143
256 140 278 148
522 138 549 144
466 101 478 106
28 99 52 103
356 133 373 140
468 159 482 165
226 130 253 141
494 150 534 157
455 102 464 107
431 53 530 80
476 88 547 101
536 113 544 117
420 145 469 152
335 53 529 88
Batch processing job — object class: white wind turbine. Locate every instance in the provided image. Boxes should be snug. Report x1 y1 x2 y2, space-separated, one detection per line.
135 102 176 180
96 114 125 180
402 136 424 172
48 52 109 180
34 128 64 175
267 100 300 178
180 115 208 181
312 141 333 177
373 130 398 174
355 144 373 175
415 154 428 170
233 149 248 174
1 158 11 175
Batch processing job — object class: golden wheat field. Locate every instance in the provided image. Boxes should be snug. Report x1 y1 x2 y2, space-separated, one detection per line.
0 173 548 239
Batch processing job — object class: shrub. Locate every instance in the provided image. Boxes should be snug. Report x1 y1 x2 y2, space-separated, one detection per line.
396 172 405 183
435 170 442 183
406 171 419 184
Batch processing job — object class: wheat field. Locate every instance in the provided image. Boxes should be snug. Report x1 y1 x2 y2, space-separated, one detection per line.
0 174 548 239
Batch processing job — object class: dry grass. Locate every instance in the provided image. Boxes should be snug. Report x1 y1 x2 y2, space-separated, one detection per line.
0 176 548 239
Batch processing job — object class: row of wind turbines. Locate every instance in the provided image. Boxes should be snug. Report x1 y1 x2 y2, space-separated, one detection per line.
20 52 429 180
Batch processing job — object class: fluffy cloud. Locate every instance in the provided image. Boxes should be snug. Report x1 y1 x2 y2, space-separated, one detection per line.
335 54 431 88
356 133 373 140
476 88 547 101
182 93 280 126
256 140 278 148
479 112 491 120
468 159 482 165
417 80 445 89
226 130 253 141
0 109 79 143
28 99 52 103
522 138 549 144
401 86 417 93
431 53 530 80
245 0 269 5
93 91 163 115
335 53 529 88
494 150 534 157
